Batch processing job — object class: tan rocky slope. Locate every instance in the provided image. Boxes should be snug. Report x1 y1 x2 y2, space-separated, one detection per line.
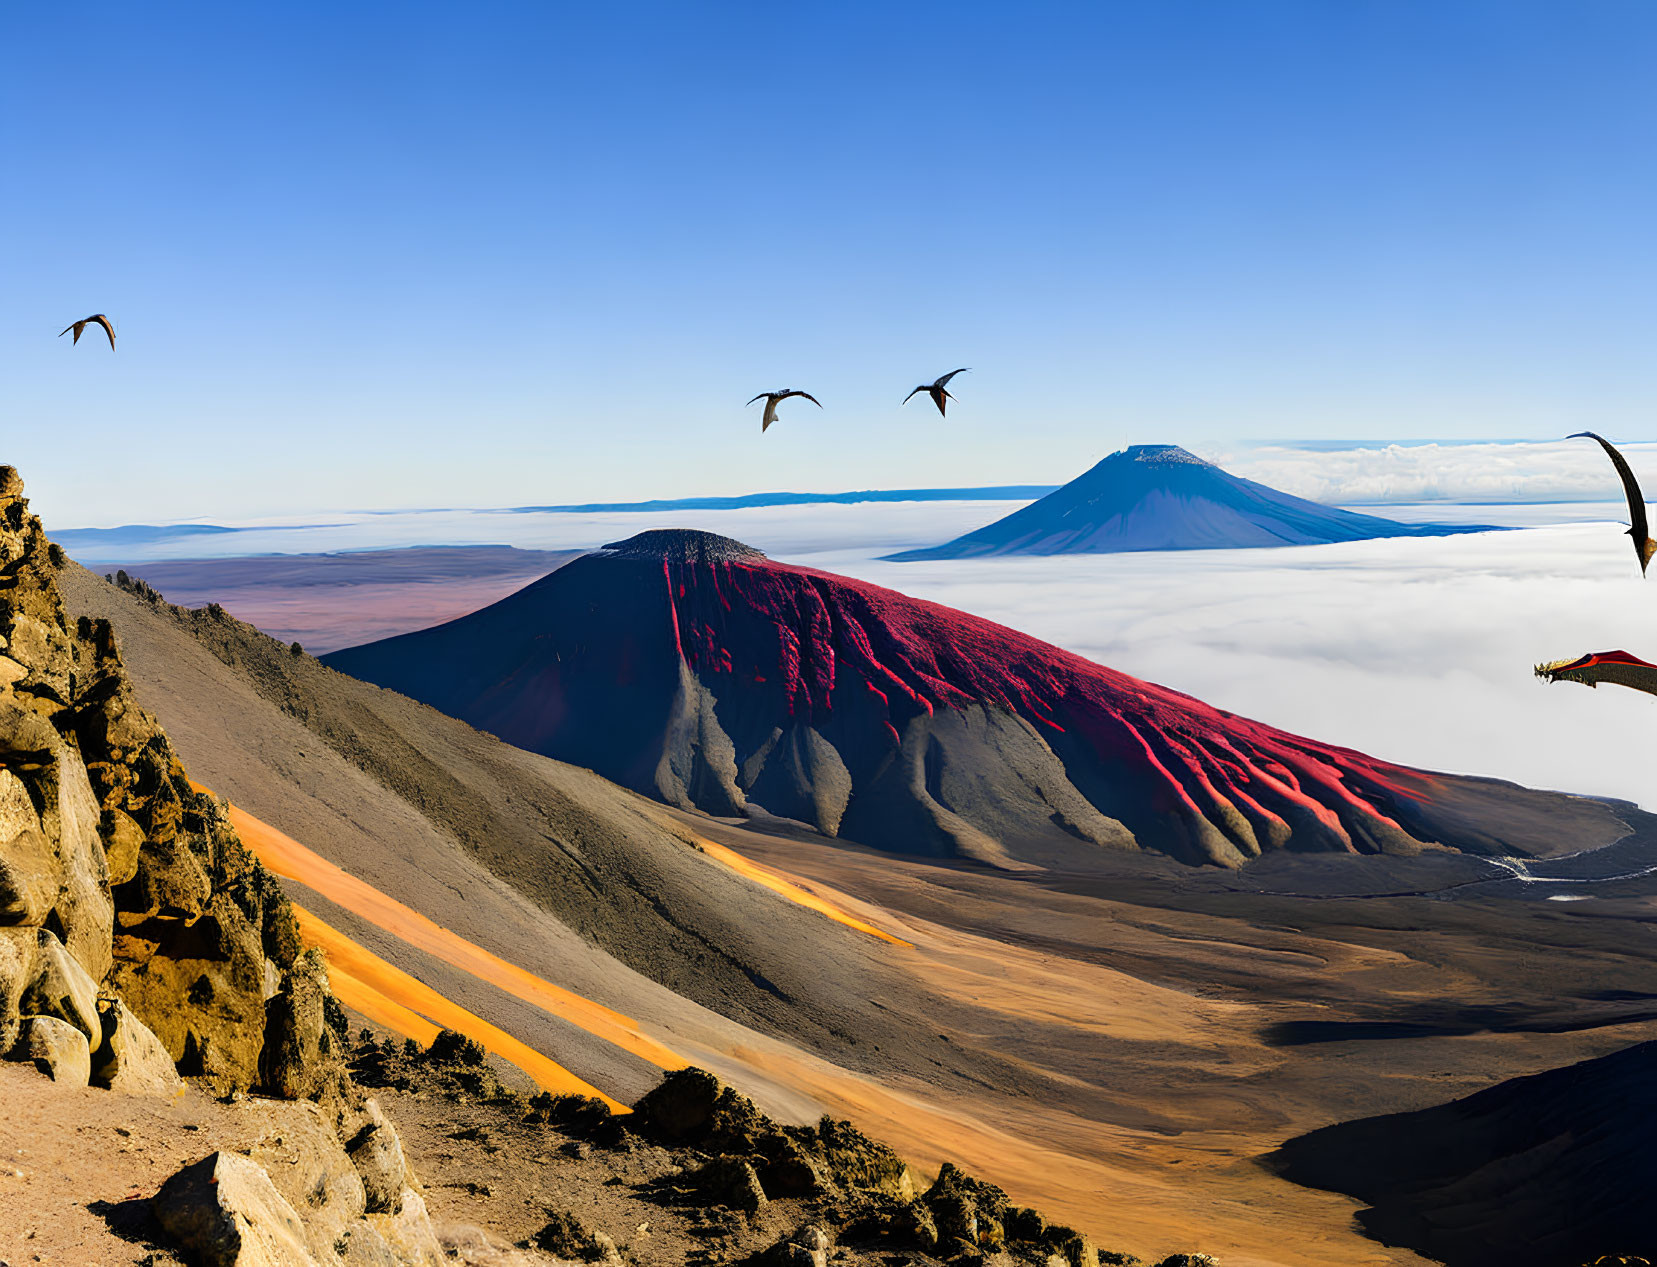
57 545 1610 1267
57 562 1060 1114
0 470 1220 1266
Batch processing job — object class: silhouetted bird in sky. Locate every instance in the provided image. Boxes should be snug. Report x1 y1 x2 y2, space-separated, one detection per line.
903 368 969 417
748 389 821 433
1571 431 1655 576
59 314 116 351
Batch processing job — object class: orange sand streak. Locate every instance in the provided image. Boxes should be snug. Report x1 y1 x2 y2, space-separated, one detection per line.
323 963 442 1047
687 833 913 947
197 784 685 1071
292 904 626 1111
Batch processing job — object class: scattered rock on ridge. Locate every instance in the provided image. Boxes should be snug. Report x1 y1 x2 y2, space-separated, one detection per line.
600 528 766 564
531 1206 622 1263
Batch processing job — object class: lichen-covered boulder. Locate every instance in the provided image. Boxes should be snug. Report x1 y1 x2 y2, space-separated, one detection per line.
247 1103 368 1263
816 1116 916 1199
365 1187 446 1267
92 995 184 1095
346 1098 410 1214
15 1013 91 1085
154 1151 320 1267
0 926 37 1052
20 927 101 1041
260 947 348 1102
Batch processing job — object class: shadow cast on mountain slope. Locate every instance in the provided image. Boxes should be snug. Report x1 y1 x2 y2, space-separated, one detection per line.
1271 1040 1657 1267
1265 998 1657 1045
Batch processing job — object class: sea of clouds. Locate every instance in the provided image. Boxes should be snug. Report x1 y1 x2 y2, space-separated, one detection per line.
1214 437 1657 506
64 438 1657 813
828 525 1656 814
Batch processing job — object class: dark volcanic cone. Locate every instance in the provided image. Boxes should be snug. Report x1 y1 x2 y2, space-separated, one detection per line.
324 529 1627 869
888 444 1493 559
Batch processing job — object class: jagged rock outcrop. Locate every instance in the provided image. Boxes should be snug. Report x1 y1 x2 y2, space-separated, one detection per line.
260 946 351 1103
0 468 435 1264
0 469 353 1097
0 467 306 1091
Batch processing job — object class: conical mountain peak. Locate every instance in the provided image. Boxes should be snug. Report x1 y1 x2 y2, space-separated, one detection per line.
890 444 1490 559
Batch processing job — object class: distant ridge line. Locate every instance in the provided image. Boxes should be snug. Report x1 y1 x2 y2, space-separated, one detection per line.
501 486 1058 514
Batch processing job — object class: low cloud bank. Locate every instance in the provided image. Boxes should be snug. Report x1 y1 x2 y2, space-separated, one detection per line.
1215 439 1657 506
830 525 1656 813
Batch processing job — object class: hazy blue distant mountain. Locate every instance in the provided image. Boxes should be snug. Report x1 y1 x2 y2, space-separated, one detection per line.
50 486 1059 562
504 485 1056 513
51 524 243 549
887 445 1497 560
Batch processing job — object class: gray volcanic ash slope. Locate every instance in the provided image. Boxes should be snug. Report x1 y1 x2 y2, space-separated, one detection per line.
888 444 1492 559
323 527 1629 870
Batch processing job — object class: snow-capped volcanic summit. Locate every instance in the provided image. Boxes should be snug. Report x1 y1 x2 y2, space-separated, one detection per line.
322 529 1620 871
887 444 1489 559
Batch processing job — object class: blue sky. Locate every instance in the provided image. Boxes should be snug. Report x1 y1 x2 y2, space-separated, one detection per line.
4 2 1655 526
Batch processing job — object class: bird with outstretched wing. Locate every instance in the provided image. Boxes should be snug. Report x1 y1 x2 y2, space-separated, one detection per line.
59 314 116 351
748 389 821 433
902 367 969 418
1570 430 1654 575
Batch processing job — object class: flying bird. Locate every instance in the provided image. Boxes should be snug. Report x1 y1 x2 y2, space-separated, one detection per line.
902 368 969 417
59 314 116 351
1571 430 1655 576
748 389 821 433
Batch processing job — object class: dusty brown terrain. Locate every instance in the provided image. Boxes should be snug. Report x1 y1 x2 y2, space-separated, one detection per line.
0 1062 481 1267
56 562 1657 1266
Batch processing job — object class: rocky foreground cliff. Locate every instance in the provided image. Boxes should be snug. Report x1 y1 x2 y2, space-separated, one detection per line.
0 465 446 1263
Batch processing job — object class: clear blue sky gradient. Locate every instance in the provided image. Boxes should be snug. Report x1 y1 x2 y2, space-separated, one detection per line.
4 2 1655 525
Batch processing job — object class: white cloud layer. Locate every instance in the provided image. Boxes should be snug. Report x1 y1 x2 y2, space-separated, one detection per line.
1213 438 1657 506
824 523 1657 815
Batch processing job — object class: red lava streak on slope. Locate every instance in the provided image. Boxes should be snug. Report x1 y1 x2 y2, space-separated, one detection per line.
665 553 1431 860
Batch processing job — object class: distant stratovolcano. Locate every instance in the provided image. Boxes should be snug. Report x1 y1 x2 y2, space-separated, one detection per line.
323 528 1619 871
887 444 1492 560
